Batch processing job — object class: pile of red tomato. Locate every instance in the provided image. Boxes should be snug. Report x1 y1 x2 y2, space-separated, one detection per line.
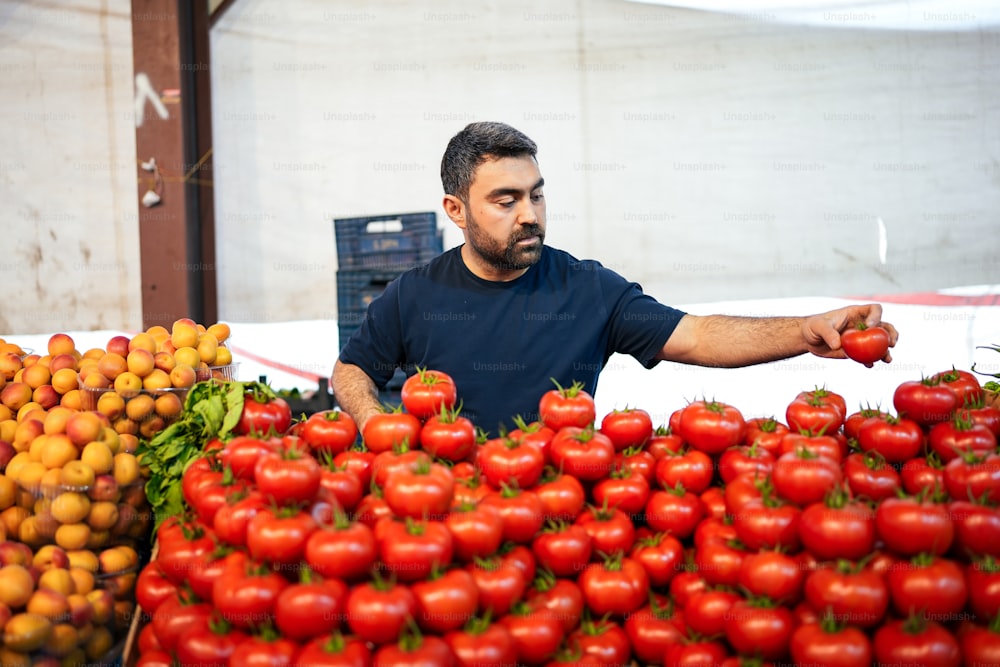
132 368 1000 666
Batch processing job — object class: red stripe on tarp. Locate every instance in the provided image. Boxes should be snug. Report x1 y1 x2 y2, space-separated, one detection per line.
226 344 325 383
846 293 1000 307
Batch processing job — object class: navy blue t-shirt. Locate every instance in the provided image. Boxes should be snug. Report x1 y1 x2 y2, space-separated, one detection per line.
338 246 686 434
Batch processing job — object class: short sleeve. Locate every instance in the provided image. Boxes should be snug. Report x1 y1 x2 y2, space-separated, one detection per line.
604 274 686 368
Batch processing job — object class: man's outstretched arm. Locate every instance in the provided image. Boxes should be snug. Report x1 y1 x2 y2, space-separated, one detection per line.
658 303 898 368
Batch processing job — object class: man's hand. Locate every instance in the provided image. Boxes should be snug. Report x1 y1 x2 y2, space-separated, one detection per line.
801 303 899 364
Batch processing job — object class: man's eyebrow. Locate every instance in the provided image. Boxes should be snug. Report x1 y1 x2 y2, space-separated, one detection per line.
486 178 545 199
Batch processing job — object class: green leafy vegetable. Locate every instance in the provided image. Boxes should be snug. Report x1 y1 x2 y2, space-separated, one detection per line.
138 379 277 537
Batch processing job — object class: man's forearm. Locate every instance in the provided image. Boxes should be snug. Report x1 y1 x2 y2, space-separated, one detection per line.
660 314 810 368
331 360 384 431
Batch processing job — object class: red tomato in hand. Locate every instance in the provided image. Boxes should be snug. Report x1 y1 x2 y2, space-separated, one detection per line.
841 322 891 366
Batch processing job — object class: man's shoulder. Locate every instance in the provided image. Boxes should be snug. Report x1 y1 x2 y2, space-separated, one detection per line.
542 246 613 276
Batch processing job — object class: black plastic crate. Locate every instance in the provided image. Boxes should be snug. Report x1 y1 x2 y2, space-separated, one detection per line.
334 212 443 271
336 269 399 328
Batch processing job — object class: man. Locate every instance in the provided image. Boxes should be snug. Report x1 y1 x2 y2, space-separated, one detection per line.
333 121 898 434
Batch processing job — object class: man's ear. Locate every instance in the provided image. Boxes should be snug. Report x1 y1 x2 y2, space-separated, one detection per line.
442 194 466 230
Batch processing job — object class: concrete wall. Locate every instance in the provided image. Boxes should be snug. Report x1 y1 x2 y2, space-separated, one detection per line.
1 0 998 333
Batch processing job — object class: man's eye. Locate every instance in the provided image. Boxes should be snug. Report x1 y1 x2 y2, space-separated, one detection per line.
531 193 544 202
499 200 515 208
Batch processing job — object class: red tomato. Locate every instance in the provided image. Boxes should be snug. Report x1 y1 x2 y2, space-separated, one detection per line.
873 618 961 667
400 367 458 419
344 577 418 646
887 555 968 620
666 640 730 667
600 406 653 451
362 409 422 454
548 425 615 482
731 495 801 553
211 552 289 631
480 486 546 545
738 550 804 605
743 416 789 455
295 633 372 666
648 425 685 459
533 469 586 521
950 500 1000 558
523 575 583 636
578 553 650 617
725 599 795 661
246 506 317 566
894 377 960 427
901 454 946 495
228 634 300 667
376 517 453 583
790 621 873 667
841 322 891 366
685 589 743 637
678 399 747 455
929 418 997 462
538 379 596 431
718 442 775 485
236 388 292 436
623 594 688 666
960 621 1000 667
135 563 178 616
531 522 592 578
317 464 364 512
654 447 714 494
508 416 556 461
771 448 843 507
630 530 684 588
467 555 527 618
933 367 985 406
592 464 650 517
804 563 889 629
477 435 546 489
967 557 1000 620
300 410 358 456
333 446 375 489
382 459 455 520
419 405 477 462
645 485 704 540
253 442 322 507
151 591 213 654
614 445 657 484
875 496 954 557
175 613 248 667
274 573 348 642
943 451 1000 502
411 568 479 634
566 617 632 666
305 514 377 583
958 400 1000 438
799 491 876 562
371 633 454 664
499 603 564 666
444 618 519 667
220 435 281 481
843 406 890 441
786 389 846 435
842 451 901 502
445 501 505 563
694 538 748 588
856 413 925 463
574 505 636 556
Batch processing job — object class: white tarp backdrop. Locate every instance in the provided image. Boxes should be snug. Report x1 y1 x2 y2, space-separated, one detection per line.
0 0 998 334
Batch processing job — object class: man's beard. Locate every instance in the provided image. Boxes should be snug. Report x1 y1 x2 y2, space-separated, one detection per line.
465 208 545 273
